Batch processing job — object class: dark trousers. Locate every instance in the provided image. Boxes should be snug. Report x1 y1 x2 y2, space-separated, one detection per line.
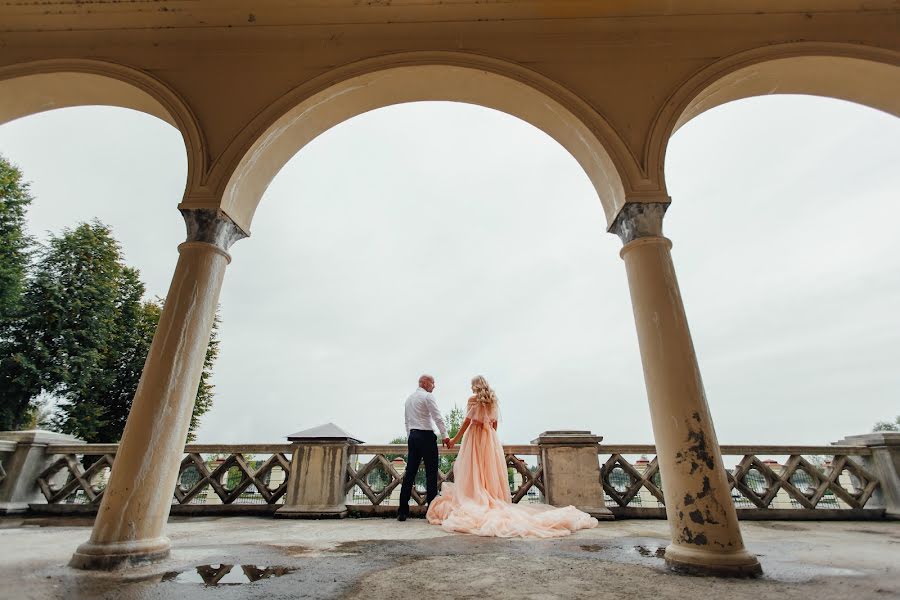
398 429 439 516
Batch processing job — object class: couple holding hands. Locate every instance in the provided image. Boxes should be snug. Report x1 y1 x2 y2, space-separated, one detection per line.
399 374 598 538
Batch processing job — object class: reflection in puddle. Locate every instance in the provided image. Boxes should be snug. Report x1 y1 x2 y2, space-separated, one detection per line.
163 564 298 586
634 546 666 558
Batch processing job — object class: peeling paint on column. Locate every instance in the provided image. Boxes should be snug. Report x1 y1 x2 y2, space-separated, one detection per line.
680 527 708 546
617 206 762 576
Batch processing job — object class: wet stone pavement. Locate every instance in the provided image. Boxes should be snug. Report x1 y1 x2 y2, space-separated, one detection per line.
1 515 898 599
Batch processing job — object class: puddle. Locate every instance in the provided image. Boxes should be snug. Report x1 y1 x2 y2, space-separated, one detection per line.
162 564 298 586
634 545 666 558
580 544 603 552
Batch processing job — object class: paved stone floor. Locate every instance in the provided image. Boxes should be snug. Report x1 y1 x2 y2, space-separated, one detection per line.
1 515 898 599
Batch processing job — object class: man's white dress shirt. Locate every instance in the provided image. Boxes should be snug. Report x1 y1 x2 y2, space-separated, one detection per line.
404 387 448 439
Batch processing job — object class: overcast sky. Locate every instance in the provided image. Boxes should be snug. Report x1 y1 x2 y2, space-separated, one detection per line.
0 96 897 447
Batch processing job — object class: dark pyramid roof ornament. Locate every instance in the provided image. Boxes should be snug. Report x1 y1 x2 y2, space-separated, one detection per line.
286 422 363 444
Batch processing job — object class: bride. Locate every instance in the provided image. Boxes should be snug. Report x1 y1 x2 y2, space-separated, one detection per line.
426 376 598 538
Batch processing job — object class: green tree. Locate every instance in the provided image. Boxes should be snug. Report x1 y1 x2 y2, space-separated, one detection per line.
0 222 120 431
440 405 465 475
445 404 464 439
0 155 33 333
0 221 219 441
873 416 900 432
189 309 220 442
388 405 465 484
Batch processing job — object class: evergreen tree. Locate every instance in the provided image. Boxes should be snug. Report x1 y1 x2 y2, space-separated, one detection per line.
440 405 465 475
873 416 900 432
0 222 120 431
188 308 219 442
0 155 33 333
0 220 219 440
385 405 465 488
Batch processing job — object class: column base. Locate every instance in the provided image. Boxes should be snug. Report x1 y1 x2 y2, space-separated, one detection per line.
664 543 762 578
274 504 348 519
69 537 171 571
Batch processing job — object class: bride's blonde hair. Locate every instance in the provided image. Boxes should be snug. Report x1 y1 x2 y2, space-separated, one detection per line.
470 375 498 406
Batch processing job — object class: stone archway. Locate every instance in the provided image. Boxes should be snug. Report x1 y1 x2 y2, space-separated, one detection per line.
646 42 900 192
0 59 205 197
200 52 638 233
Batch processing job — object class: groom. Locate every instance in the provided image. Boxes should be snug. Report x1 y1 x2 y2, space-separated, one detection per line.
397 374 451 521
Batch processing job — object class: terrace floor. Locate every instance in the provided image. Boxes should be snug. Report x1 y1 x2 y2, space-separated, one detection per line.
1 515 898 599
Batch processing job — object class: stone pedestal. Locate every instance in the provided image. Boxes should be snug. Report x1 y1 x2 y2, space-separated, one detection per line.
0 430 83 514
275 423 362 519
834 432 900 518
534 431 614 520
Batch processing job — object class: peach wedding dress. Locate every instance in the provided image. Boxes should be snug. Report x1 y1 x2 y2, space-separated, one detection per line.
426 398 598 538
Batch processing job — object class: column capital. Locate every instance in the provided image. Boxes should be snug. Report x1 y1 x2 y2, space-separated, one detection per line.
609 202 669 245
179 208 248 252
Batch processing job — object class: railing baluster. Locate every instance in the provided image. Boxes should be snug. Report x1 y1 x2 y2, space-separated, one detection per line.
23 442 885 519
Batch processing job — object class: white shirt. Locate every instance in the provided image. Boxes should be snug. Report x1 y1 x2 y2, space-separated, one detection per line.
404 387 448 439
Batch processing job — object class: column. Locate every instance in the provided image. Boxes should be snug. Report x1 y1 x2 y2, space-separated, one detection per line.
612 202 761 577
70 208 246 570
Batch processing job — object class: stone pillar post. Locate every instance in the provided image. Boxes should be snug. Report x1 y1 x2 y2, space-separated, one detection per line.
0 430 82 514
611 202 761 577
534 430 614 520
833 432 900 518
276 423 362 519
70 208 246 570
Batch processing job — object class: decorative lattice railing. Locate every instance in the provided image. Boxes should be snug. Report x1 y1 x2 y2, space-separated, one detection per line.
24 441 885 519
344 444 543 515
32 444 294 515
599 445 882 519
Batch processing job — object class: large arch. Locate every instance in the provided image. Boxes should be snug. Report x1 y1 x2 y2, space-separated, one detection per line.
0 59 205 197
648 42 900 193
205 52 637 233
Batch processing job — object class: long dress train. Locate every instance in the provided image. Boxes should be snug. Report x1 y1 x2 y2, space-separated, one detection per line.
426 399 598 538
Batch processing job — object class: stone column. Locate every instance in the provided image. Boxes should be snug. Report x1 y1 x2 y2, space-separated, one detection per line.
611 203 761 577
0 430 82 514
534 430 613 520
276 423 362 519
70 208 246 570
833 432 900 518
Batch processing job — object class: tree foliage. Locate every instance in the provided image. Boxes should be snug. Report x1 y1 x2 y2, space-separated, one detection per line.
873 416 900 432
0 220 219 441
188 308 219 442
387 405 466 482
0 155 33 332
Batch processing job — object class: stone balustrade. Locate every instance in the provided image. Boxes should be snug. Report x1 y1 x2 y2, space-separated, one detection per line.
1 430 897 520
600 444 887 519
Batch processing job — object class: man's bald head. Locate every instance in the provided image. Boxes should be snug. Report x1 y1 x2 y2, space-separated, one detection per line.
418 374 435 392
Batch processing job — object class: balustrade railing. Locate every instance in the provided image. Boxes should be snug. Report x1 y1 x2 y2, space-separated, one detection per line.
345 444 544 515
599 445 882 519
18 440 889 520
32 444 293 514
